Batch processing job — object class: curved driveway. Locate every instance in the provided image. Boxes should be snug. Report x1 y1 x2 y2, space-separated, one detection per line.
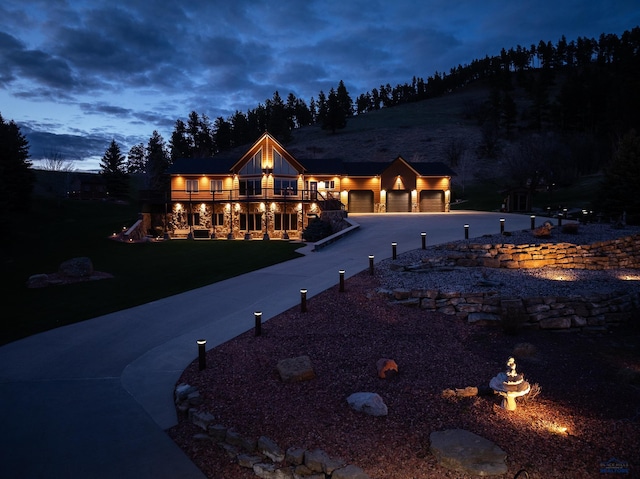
0 212 533 478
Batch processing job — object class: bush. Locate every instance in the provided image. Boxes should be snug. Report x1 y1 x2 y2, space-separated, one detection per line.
561 222 579 234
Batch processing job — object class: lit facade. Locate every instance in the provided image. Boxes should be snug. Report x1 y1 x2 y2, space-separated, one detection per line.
166 132 455 239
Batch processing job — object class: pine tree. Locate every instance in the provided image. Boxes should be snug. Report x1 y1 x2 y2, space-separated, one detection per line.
0 113 34 215
126 143 146 174
99 139 129 199
146 131 170 192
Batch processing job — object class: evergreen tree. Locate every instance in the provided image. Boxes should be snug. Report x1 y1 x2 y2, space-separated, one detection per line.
214 117 233 151
336 80 353 118
316 91 327 125
146 131 170 192
99 139 129 199
126 143 146 173
169 119 191 160
0 113 34 214
322 88 347 133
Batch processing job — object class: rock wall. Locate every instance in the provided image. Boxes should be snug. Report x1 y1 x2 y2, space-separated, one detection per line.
387 234 640 331
435 234 640 270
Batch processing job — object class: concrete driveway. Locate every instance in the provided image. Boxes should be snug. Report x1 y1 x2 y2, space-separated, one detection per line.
0 212 534 478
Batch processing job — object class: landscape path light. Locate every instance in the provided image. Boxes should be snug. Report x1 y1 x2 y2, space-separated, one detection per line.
421 232 426 249
339 269 345 292
300 289 307 313
369 255 375 275
392 242 397 260
500 218 505 234
197 339 207 371
530 215 536 230
254 311 262 336
464 224 469 239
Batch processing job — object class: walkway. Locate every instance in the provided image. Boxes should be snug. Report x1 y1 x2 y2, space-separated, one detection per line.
0 212 533 478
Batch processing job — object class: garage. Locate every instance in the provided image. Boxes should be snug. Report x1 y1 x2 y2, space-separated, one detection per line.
348 190 374 213
419 190 444 212
386 190 411 212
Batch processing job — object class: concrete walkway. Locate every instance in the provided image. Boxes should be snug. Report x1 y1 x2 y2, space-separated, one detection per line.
0 212 533 478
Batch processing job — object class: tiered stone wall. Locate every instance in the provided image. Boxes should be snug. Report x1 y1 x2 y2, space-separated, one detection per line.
438 234 640 270
388 234 640 331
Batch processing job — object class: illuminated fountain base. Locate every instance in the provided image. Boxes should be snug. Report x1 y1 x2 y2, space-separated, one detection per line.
490 357 530 411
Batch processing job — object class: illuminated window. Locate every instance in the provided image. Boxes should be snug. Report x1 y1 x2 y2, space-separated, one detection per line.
185 180 199 192
275 213 297 230
210 180 223 192
323 180 335 189
240 213 261 231
274 179 298 195
240 150 262 175
273 149 296 174
239 179 262 196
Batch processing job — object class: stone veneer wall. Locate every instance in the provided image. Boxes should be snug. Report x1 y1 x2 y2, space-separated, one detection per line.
387 234 640 331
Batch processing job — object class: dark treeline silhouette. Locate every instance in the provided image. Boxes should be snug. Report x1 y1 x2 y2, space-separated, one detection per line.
162 27 639 162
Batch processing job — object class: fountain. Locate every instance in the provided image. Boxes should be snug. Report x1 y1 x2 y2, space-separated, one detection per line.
489 357 530 411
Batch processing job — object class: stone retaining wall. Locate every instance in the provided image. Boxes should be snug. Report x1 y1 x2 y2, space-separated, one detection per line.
435 234 640 270
386 287 640 331
387 234 640 331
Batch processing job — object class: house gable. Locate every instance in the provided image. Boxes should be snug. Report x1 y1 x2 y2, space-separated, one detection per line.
381 156 421 191
232 132 304 176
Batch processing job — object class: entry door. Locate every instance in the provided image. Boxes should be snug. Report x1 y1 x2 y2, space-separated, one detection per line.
309 181 318 200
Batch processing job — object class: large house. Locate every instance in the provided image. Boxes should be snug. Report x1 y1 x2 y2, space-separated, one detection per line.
166 132 456 240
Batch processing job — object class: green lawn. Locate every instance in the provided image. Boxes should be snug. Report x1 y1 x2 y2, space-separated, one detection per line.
2 198 303 345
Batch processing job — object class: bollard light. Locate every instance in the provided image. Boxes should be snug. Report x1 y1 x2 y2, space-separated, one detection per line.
197 339 207 371
464 224 469 239
530 215 536 230
421 232 426 250
558 213 563 227
254 311 262 336
500 218 505 234
300 289 307 313
339 269 345 292
369 255 375 275
392 242 397 260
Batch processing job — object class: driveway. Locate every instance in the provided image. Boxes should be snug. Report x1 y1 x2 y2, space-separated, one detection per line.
0 212 534 478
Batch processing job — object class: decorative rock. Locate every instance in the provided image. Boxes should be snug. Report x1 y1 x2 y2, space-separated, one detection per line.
430 429 508 476
376 358 398 378
190 410 215 431
467 312 500 324
58 257 93 277
285 447 305 465
277 356 316 382
539 316 571 329
253 463 294 479
238 453 265 469
346 392 388 416
332 464 371 479
207 424 227 442
304 449 345 474
258 435 285 463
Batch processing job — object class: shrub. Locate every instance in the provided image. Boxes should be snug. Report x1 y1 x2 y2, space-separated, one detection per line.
561 222 580 234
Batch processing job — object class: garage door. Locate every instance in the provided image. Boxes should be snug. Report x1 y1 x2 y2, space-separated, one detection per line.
348 190 374 213
387 190 411 212
419 190 444 212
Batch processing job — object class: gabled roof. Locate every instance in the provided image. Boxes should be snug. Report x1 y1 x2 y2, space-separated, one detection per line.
166 156 237 175
298 158 348 175
232 132 305 174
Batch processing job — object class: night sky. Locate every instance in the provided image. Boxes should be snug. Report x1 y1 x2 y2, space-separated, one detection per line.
1 0 638 170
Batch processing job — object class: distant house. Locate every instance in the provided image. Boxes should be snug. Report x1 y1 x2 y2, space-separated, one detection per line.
166 132 456 239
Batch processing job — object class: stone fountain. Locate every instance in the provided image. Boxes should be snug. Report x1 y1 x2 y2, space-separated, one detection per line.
489 357 530 411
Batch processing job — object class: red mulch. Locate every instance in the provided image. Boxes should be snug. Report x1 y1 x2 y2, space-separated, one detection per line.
167 271 640 478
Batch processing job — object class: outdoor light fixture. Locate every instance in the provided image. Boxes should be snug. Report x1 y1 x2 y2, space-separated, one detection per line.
464 224 469 239
300 289 307 312
369 255 375 275
392 242 397 260
500 218 505 234
531 215 536 229
421 232 426 249
254 311 262 336
339 269 345 292
197 339 207 371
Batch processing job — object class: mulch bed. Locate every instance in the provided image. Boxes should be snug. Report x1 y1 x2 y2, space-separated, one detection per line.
168 271 640 478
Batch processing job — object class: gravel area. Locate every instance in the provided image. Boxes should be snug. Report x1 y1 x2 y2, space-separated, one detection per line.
377 223 640 298
168 222 640 479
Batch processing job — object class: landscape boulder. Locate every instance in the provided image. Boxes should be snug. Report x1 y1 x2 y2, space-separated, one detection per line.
346 392 388 416
58 257 94 278
376 358 398 379
276 355 315 382
429 429 507 476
